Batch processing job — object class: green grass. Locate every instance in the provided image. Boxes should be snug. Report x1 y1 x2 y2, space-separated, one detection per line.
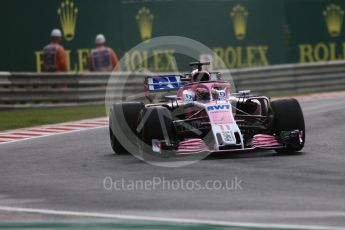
0 105 106 131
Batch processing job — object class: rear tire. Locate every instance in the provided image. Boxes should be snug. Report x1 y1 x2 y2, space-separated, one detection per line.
109 102 144 154
271 99 305 153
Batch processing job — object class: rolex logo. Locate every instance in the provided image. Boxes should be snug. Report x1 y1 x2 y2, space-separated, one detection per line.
57 0 78 41
136 7 154 41
323 4 344 37
230 4 249 40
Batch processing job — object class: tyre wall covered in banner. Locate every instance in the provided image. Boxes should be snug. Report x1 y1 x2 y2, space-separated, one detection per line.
0 0 344 72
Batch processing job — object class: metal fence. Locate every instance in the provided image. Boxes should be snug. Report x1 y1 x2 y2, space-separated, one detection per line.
1 61 345 109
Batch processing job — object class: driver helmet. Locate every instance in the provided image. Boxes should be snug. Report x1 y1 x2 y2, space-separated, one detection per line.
195 88 210 101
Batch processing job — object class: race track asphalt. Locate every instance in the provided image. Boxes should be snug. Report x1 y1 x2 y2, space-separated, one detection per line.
0 94 344 229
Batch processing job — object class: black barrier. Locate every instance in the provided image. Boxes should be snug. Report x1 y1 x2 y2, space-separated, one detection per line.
1 61 345 108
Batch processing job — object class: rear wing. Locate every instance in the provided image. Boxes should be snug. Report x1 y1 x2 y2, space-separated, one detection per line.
145 75 186 92
145 72 221 92
143 72 222 103
144 75 188 103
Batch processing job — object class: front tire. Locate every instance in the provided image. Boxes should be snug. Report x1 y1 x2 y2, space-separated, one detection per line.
138 106 175 158
109 102 144 154
271 99 305 153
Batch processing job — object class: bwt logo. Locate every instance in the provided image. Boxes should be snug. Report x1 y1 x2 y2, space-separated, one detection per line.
207 104 231 111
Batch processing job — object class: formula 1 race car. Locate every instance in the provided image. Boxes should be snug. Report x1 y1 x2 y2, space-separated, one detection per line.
109 62 305 159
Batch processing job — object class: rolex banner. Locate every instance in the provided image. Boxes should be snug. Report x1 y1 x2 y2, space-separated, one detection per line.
0 0 344 72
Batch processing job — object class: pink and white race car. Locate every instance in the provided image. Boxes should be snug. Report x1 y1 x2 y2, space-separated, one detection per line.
109 62 305 159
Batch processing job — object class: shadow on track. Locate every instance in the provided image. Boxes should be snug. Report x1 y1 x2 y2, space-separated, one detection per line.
104 149 306 164
205 150 305 160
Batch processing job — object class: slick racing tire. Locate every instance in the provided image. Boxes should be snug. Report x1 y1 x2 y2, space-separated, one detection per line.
271 99 305 153
139 106 176 159
109 102 145 154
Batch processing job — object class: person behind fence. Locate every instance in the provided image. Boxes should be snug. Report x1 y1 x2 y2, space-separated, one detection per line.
42 29 67 72
88 34 120 72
